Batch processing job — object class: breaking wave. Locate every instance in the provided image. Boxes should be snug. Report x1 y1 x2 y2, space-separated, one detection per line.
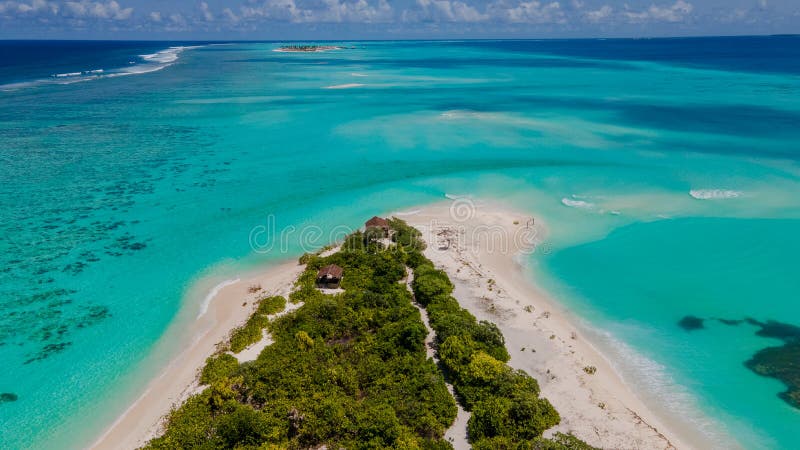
561 198 595 209
689 189 742 200
1 46 199 92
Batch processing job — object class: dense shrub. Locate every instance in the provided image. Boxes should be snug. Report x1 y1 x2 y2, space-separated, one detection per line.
411 265 454 306
229 296 286 353
390 217 426 251
467 394 560 441
147 220 592 450
200 353 239 385
145 227 457 449
393 218 594 449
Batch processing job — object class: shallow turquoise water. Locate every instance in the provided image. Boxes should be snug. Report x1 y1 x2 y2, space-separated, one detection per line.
536 218 800 449
1 39 799 449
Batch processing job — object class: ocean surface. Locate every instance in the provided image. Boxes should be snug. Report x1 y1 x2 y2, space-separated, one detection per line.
1 37 799 449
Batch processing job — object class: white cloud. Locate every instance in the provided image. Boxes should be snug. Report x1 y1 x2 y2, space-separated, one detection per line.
222 7 238 22
405 0 569 24
0 0 58 15
63 0 133 20
584 4 611 23
199 1 213 21
148 10 161 22
169 12 185 24
624 0 693 23
238 0 391 23
407 0 486 23
240 0 309 22
494 1 566 24
314 0 393 23
0 0 136 20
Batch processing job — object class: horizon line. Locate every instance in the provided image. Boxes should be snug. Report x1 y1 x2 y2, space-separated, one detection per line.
1 33 798 43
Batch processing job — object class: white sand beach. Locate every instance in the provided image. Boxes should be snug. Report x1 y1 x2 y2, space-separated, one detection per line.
90 260 303 450
92 199 701 450
404 201 696 450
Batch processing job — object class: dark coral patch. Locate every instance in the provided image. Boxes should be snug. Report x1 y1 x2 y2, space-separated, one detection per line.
745 342 800 409
24 342 72 365
0 393 18 403
717 318 744 326
678 315 705 331
746 319 800 341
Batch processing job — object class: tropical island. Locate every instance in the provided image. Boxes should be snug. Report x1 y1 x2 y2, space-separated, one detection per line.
275 45 342 53
144 218 590 449
93 202 690 450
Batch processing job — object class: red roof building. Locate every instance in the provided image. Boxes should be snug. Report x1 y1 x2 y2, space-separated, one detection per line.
365 216 390 237
316 264 343 289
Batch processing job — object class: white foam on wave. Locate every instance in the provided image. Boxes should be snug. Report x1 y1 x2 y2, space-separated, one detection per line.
439 109 480 120
560 195 624 216
392 209 421 216
561 198 595 209
197 278 240 319
2 46 198 92
586 324 737 446
350 72 368 77
445 193 471 200
140 46 190 64
324 83 365 89
116 46 198 77
689 189 742 200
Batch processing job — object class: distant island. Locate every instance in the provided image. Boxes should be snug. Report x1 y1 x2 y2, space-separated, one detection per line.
275 45 342 53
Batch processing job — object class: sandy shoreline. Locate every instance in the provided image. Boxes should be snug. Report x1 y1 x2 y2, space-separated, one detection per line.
404 201 698 449
90 260 303 450
92 199 703 449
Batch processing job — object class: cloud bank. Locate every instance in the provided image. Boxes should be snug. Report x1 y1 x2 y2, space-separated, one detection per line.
0 0 796 37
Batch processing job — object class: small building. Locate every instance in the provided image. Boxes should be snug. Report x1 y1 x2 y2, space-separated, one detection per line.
316 264 343 289
365 216 390 237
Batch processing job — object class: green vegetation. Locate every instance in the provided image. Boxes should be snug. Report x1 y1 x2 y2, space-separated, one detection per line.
229 296 286 353
145 219 595 449
399 220 591 449
200 353 239 385
146 229 456 449
278 45 339 52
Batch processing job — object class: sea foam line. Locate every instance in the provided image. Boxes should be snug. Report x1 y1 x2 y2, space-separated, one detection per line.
578 321 737 447
1 46 199 92
197 278 240 319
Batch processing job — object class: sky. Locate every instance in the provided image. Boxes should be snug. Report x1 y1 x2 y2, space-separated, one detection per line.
0 0 797 40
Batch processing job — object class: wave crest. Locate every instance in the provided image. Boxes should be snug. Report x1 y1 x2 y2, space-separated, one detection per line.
561 198 595 209
689 189 742 200
1 46 198 92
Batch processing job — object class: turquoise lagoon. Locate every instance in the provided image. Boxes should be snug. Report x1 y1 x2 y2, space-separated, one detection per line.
0 38 799 449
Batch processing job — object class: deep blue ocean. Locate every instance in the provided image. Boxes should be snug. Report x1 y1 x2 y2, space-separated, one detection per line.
1 37 799 449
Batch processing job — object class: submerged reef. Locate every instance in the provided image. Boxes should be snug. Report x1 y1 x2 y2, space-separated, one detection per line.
746 342 800 408
0 393 18 403
677 315 705 331
680 316 800 409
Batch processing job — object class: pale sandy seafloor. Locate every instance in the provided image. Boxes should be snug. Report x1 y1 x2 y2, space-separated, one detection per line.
92 200 709 450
